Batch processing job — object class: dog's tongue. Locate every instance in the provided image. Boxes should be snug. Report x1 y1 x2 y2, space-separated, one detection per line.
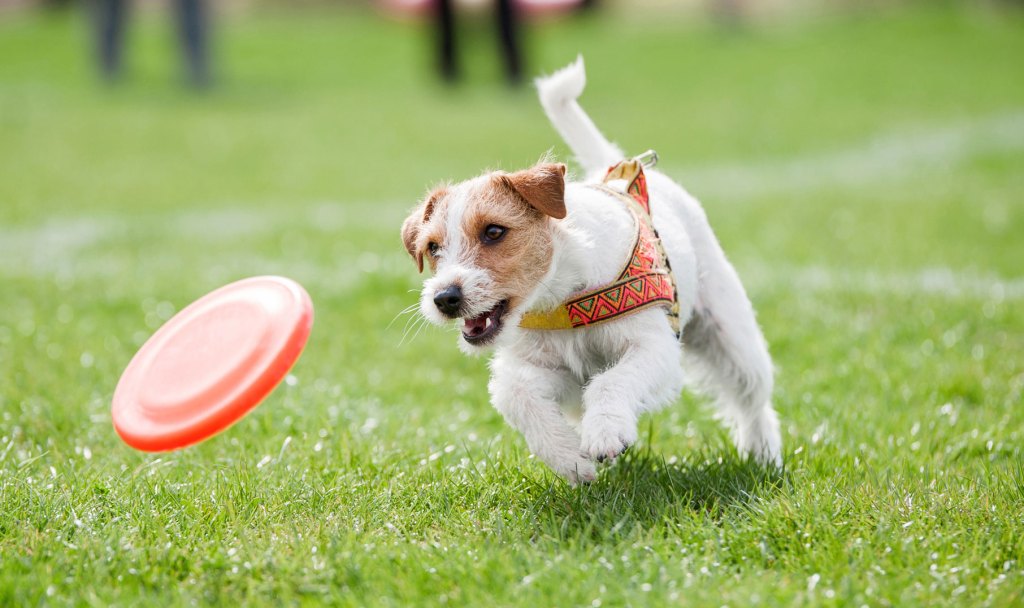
463 314 489 337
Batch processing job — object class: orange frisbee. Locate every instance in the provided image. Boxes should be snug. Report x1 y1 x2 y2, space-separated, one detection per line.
112 276 314 452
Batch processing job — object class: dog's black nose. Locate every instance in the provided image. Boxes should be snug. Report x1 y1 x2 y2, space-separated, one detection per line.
433 285 463 317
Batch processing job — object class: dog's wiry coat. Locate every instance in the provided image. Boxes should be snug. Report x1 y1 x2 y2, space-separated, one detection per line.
402 57 782 484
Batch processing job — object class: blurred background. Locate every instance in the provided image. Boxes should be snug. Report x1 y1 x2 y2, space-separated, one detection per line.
2 0 1021 229
1 0 1022 453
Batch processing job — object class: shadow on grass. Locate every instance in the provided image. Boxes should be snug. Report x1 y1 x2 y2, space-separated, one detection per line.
524 449 785 542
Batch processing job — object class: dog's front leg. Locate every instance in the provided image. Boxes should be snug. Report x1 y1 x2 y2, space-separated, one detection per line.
489 357 596 485
581 328 684 462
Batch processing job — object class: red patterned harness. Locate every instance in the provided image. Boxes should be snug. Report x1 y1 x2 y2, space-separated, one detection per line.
519 158 681 335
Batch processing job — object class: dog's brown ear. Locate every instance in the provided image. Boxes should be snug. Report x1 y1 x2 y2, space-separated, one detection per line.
401 187 446 273
401 213 424 273
503 163 567 219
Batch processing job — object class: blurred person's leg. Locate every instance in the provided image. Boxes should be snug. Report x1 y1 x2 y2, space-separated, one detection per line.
92 0 127 81
713 0 747 28
176 0 210 88
495 0 522 84
436 0 458 81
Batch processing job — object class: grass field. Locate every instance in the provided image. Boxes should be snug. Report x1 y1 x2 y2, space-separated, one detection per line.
2 3 1023 605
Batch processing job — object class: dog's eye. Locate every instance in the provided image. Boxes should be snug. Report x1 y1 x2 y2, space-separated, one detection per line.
428 242 440 256
481 224 507 244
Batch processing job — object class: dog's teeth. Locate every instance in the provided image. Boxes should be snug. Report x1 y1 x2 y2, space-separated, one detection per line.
484 317 492 329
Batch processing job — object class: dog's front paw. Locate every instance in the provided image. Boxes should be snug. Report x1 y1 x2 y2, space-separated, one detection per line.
545 451 597 486
580 411 638 463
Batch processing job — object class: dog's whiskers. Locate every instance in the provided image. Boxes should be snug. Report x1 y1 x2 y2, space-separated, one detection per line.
387 302 422 331
398 316 424 347
399 309 425 338
399 311 440 347
408 316 433 344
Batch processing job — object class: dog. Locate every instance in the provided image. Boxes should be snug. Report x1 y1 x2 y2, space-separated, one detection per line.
401 57 782 484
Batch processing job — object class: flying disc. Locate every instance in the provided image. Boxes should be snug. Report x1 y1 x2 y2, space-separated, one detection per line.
112 276 314 452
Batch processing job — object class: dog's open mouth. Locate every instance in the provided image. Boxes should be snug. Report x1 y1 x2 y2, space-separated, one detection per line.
462 300 508 345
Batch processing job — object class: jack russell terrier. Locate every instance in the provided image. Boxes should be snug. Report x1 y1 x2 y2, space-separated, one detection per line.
401 57 782 484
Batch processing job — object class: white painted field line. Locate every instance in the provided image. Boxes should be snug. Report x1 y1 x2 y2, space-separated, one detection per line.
0 218 1019 302
3 110 1020 257
739 263 1024 302
668 111 1024 199
1 219 1021 301
0 200 405 276
1 112 1022 299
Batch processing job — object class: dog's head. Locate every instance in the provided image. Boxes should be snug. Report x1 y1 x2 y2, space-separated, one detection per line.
401 162 566 352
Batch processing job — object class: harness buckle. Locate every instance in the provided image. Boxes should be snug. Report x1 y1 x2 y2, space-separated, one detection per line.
634 149 659 168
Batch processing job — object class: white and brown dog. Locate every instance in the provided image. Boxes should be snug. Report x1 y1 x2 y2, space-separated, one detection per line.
401 57 781 484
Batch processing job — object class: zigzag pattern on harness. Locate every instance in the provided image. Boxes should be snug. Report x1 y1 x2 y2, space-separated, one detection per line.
563 209 675 327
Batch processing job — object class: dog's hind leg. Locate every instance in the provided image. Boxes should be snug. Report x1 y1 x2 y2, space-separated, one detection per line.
682 261 782 467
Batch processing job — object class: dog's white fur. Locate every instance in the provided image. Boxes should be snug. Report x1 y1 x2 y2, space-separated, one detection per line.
407 57 781 484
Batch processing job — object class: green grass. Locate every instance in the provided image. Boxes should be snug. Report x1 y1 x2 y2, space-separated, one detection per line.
2 3 1023 606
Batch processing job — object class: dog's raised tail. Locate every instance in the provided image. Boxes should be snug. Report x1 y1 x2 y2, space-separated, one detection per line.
535 56 623 173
